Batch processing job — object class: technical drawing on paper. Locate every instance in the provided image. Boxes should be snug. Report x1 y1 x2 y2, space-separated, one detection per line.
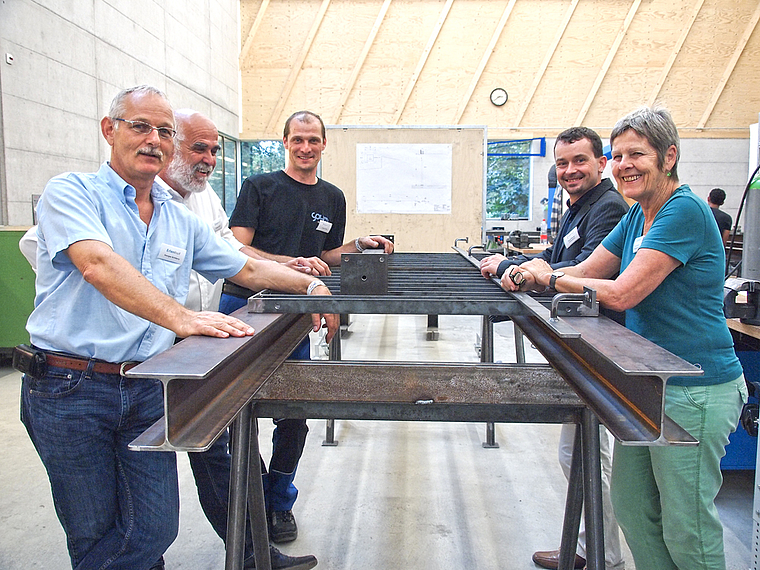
356 143 452 214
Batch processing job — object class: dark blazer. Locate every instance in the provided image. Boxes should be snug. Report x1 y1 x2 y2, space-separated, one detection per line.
498 178 629 273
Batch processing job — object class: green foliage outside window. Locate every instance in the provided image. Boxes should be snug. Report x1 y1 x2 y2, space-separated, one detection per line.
486 140 533 220
241 140 286 180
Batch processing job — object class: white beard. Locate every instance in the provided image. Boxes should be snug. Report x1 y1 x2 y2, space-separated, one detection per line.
166 153 211 194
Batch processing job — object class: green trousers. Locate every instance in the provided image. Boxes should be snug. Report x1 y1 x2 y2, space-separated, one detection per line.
610 375 747 570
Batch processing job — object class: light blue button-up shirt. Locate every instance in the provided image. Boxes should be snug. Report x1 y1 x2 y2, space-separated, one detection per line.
28 162 247 363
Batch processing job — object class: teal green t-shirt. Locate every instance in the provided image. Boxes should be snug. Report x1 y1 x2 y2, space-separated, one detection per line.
601 185 742 386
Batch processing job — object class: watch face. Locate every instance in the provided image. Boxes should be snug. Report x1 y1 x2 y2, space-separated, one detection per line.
490 88 508 106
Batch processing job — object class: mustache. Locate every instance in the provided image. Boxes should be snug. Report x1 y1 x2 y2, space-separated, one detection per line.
194 163 213 175
138 147 163 159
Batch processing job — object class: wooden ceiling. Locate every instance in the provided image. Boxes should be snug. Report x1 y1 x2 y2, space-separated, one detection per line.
239 0 760 139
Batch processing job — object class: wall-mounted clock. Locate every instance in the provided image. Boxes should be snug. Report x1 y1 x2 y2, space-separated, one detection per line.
490 87 508 106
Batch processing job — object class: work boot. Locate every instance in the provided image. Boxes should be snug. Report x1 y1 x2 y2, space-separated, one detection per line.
244 545 317 569
269 509 298 543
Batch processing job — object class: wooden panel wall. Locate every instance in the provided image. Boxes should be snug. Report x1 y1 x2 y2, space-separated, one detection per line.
321 127 485 252
240 0 760 139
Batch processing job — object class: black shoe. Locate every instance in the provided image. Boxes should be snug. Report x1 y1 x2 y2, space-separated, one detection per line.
244 545 317 569
269 510 298 543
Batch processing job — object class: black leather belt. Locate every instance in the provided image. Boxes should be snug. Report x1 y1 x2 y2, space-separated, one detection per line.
222 281 255 299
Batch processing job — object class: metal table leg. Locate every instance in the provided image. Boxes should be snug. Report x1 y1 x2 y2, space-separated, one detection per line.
247 406 272 570
323 328 341 446
225 403 253 570
426 314 439 341
481 315 499 448
581 408 605 570
558 425 583 570
513 322 526 364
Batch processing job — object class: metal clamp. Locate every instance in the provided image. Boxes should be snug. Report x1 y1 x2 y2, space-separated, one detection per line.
468 244 486 256
551 287 599 321
454 237 469 249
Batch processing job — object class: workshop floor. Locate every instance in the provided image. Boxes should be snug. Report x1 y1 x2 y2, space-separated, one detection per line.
0 314 754 570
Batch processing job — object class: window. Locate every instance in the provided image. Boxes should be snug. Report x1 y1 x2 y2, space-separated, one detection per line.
208 133 239 216
486 138 545 220
241 140 286 180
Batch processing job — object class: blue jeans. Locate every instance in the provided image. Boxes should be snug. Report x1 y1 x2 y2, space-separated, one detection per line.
219 292 310 512
21 364 178 570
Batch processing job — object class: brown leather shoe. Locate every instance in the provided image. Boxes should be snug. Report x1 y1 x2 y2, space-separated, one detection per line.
532 549 586 569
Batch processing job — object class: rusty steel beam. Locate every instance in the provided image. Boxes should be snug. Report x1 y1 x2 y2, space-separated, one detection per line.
128 310 313 452
252 360 582 425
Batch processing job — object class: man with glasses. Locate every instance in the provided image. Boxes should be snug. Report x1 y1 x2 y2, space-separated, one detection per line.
18 85 336 570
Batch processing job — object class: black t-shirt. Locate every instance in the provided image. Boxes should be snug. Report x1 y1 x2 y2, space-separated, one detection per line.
229 170 347 258
710 206 732 236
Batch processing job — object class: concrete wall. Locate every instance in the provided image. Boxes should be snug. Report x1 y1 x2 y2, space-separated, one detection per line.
0 0 240 226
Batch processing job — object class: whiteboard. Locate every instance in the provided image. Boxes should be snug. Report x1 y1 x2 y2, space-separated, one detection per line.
356 143 452 214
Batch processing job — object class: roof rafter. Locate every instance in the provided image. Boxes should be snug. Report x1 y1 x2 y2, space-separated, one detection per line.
453 0 517 124
392 0 454 124
513 0 579 128
265 0 332 135
697 1 760 128
575 0 641 126
646 0 704 107
331 0 393 124
239 0 270 66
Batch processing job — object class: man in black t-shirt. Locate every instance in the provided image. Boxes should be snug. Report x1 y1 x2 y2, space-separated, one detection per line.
707 187 732 245
220 111 393 545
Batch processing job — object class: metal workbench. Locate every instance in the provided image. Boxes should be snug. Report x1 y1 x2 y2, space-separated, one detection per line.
128 250 702 570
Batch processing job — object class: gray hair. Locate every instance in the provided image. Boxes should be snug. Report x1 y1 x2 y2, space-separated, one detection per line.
610 106 680 180
172 109 197 143
108 85 171 119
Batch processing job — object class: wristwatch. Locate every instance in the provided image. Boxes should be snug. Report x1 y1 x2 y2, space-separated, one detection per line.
549 271 565 289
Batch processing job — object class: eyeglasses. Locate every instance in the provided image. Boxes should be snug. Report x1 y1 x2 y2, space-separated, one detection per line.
112 118 176 140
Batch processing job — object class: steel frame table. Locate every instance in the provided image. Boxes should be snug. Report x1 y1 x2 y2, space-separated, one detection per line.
129 251 702 570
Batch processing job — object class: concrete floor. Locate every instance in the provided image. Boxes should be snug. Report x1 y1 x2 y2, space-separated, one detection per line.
0 314 754 569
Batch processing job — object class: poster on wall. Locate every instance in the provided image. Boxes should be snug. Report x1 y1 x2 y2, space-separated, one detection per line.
356 143 452 214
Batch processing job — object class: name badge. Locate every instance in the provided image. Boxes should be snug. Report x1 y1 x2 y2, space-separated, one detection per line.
316 219 333 233
158 244 187 264
563 226 580 249
633 236 644 253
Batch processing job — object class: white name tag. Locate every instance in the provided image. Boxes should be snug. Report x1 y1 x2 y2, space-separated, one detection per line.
563 226 580 249
316 219 332 233
158 244 187 264
633 236 644 253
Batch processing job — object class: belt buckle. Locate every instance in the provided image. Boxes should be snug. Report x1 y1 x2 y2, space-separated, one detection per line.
119 362 136 376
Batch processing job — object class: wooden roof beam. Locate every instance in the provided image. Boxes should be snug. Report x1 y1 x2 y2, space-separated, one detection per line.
697 2 760 129
239 0 270 66
265 0 331 136
392 0 454 124
453 0 517 124
646 0 704 107
513 0 579 129
575 0 641 126
331 0 392 124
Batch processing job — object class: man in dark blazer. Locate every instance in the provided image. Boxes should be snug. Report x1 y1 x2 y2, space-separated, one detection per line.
479 126 629 570
481 126 629 282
